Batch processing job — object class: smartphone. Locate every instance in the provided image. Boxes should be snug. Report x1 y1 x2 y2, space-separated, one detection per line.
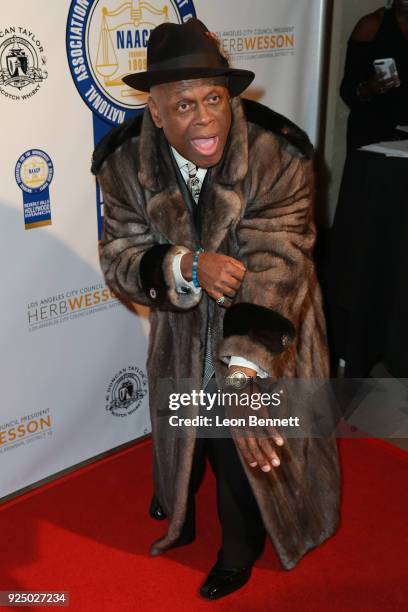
374 58 399 81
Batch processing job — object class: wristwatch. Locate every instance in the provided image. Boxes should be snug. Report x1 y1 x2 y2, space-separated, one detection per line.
224 369 253 389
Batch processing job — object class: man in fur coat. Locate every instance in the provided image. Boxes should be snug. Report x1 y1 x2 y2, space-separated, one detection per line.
92 18 340 601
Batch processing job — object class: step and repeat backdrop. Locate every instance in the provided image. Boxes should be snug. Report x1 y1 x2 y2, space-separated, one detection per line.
0 0 326 500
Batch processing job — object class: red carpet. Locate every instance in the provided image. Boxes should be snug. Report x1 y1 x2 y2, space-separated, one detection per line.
0 438 407 611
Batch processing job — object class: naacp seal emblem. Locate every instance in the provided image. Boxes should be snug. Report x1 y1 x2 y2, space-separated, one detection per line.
0 27 48 100
106 366 147 417
66 0 196 126
15 149 54 229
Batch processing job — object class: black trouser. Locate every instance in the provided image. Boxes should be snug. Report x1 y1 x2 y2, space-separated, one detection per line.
178 379 266 569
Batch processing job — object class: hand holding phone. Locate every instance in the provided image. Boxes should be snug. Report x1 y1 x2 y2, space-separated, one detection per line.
374 58 400 88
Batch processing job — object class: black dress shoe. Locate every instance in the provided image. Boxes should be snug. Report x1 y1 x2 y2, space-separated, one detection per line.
199 562 252 600
149 494 167 521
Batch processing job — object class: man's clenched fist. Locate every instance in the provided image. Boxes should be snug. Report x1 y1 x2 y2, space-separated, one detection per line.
181 251 246 307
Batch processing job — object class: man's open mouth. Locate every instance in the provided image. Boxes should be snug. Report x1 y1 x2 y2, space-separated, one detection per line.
190 136 219 156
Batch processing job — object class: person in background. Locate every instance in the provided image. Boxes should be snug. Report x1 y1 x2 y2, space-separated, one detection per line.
327 1 408 375
340 0 408 150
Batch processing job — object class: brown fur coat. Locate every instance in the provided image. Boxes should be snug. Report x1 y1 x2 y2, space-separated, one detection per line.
95 97 340 570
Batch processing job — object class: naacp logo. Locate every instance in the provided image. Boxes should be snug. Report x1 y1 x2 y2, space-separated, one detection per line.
15 149 53 193
0 27 48 100
15 149 54 229
66 0 196 126
106 366 147 417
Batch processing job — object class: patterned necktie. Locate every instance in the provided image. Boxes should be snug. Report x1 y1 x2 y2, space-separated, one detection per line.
183 163 214 387
202 310 216 389
186 162 201 202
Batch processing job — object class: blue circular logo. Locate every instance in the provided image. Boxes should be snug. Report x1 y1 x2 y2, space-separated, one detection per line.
15 149 53 194
66 0 196 126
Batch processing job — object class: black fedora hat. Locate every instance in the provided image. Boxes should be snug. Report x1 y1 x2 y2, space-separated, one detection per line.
122 18 255 97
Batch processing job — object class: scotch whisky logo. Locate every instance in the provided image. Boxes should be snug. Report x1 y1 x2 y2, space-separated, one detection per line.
0 27 48 100
105 366 148 417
